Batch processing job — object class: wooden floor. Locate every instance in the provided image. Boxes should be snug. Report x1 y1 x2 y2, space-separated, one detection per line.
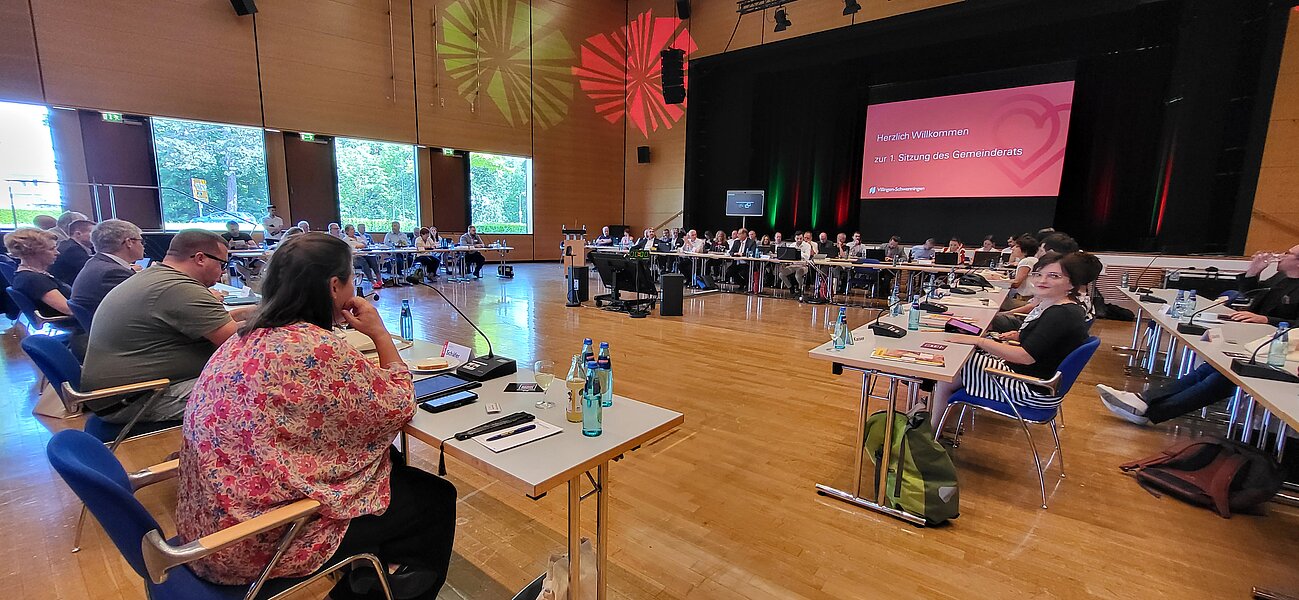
4 263 1298 599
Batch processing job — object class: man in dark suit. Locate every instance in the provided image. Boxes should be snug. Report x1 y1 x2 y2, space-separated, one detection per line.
631 228 657 250
70 219 144 316
725 228 758 286
49 219 96 285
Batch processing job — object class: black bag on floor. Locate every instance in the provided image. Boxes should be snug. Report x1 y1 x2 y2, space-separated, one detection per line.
1120 438 1284 518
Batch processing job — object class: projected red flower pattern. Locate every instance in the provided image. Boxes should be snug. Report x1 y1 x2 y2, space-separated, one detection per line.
573 10 697 137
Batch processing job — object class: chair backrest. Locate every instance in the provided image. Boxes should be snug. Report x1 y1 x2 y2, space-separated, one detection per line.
1054 336 1102 397
6 285 43 324
0 259 15 286
46 430 162 578
21 334 82 393
66 299 94 330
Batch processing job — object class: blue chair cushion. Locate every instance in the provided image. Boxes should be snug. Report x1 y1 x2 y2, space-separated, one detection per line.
83 415 182 444
949 389 1059 423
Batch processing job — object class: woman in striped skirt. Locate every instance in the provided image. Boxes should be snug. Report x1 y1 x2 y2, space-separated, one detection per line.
929 251 1103 428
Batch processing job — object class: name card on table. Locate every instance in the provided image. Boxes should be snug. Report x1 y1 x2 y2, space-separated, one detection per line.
442 341 474 364
1203 329 1224 343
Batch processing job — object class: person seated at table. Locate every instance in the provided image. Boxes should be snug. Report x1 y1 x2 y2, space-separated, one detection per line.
619 231 634 246
50 219 95 285
33 214 64 241
592 226 614 246
1038 232 1079 257
175 232 456 599
846 232 863 250
413 227 443 281
1098 245 1299 426
630 228 654 250
818 232 832 251
725 228 757 286
945 237 967 263
980 235 997 252
911 238 938 260
383 221 413 280
929 251 1103 429
779 232 817 299
222 221 254 249
296 219 311 232
356 223 376 246
710 231 728 252
222 220 262 281
81 230 255 425
999 234 1041 311
71 219 144 316
460 225 488 279
342 224 383 289
759 234 772 247
827 233 849 259
882 236 906 262
1003 235 1018 256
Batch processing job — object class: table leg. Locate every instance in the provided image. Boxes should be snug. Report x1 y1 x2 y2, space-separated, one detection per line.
1241 396 1258 445
568 474 582 598
596 463 609 600
1122 306 1146 369
1227 388 1245 439
1162 334 1177 377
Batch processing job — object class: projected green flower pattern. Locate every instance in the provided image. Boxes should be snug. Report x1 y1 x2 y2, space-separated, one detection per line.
438 0 574 128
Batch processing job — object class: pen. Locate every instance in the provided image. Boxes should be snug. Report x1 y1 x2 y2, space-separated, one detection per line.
485 424 537 442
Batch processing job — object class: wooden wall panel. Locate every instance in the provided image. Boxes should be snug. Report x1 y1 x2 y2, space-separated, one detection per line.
257 0 418 143
1249 10 1299 253
78 111 162 229
0 0 43 103
31 0 260 125
428 150 468 231
531 0 626 260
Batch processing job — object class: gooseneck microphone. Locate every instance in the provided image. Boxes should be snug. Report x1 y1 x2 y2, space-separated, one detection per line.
867 297 911 338
1175 297 1230 335
1229 324 1299 383
1129 252 1163 293
405 275 517 381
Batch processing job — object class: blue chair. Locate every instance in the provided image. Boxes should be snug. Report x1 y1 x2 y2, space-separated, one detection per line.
46 429 394 600
66 298 95 331
935 336 1101 509
847 258 882 301
6 284 76 335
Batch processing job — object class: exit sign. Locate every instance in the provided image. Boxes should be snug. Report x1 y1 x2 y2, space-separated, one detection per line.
442 148 456 156
300 132 316 142
101 112 123 123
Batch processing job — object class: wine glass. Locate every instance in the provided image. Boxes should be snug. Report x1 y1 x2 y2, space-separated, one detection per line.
533 360 556 409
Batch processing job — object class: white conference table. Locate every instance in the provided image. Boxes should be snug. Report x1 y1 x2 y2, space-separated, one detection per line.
806 285 1008 525
230 244 516 282
396 341 684 599
1119 287 1299 439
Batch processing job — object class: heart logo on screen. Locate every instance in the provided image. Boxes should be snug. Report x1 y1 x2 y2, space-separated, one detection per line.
990 94 1072 189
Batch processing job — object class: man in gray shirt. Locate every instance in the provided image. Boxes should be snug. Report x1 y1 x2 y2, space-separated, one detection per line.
81 230 252 424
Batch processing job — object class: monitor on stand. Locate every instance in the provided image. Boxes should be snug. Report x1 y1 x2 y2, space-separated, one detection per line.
591 252 657 317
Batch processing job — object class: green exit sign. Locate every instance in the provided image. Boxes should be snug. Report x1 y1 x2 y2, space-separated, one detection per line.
101 112 123 123
300 132 315 142
442 148 456 156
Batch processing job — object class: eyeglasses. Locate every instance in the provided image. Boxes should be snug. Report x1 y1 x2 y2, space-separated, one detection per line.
194 252 228 267
1028 271 1067 281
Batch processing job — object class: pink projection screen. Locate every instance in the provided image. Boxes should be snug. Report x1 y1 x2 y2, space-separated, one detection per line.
860 81 1076 199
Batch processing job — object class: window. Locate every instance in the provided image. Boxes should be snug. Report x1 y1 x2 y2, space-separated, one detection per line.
469 152 532 234
151 117 269 231
335 137 418 233
0 102 62 229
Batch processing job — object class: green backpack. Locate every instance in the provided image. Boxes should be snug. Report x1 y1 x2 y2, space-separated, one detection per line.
864 407 960 525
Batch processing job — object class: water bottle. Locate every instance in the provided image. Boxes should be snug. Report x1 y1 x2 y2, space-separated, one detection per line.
908 295 922 330
1120 271 1130 289
1268 322 1290 368
399 299 414 341
1170 290 1185 319
581 338 594 363
582 360 603 437
947 270 957 288
565 354 584 423
833 307 847 350
597 342 613 407
1181 291 1198 323
889 283 902 317
842 309 854 346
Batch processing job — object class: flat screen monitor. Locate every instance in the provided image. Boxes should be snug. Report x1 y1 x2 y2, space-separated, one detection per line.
725 190 765 217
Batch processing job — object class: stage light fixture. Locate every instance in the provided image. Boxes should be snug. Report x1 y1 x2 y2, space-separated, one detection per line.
843 0 861 15
774 8 791 32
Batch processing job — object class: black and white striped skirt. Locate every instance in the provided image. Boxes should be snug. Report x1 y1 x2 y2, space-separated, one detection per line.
959 351 1058 411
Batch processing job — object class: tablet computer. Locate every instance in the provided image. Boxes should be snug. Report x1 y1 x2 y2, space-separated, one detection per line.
414 373 481 401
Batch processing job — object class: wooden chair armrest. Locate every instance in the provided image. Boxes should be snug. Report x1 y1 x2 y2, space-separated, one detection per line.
983 367 1062 396
61 378 171 405
38 312 74 323
128 459 179 491
143 499 321 584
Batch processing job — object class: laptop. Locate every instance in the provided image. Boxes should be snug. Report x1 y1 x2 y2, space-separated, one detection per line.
775 246 801 261
654 240 674 252
971 251 1001 267
864 248 886 261
934 252 959 266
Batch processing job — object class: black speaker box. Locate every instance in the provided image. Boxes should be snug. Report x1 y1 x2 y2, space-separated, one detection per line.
675 0 691 19
660 273 684 316
637 146 651 163
660 48 685 105
230 0 257 15
569 266 589 302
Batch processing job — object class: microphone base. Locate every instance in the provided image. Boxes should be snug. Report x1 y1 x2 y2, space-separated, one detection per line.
918 301 948 313
1138 294 1167 304
457 355 519 381
1175 323 1208 335
1230 359 1299 383
868 322 907 338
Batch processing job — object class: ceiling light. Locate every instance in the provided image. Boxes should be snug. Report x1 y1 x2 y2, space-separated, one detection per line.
843 0 861 16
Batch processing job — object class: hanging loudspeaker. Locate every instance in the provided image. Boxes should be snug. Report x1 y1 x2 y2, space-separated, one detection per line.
675 0 691 19
230 0 257 15
660 48 686 105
